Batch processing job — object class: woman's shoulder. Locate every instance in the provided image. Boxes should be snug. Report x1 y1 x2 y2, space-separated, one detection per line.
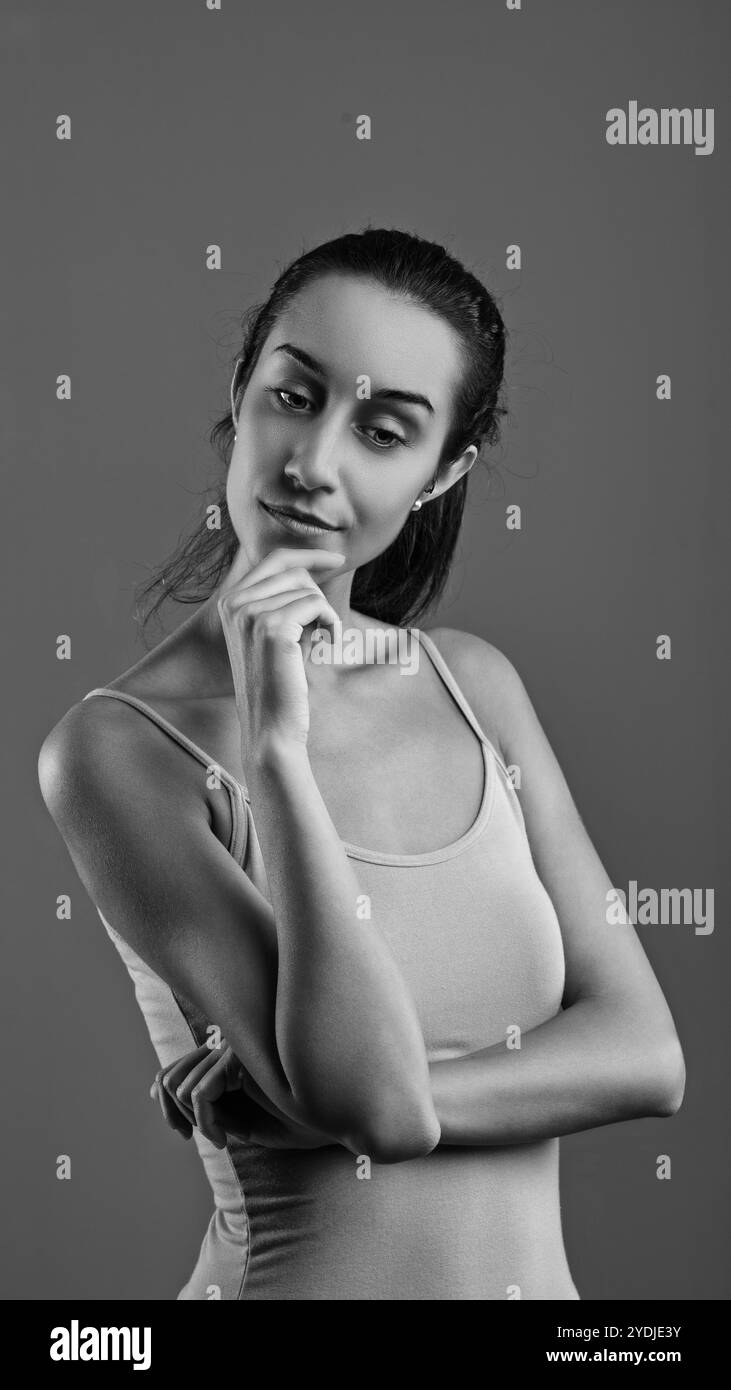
38 628 210 809
421 626 524 694
421 626 527 752
39 683 184 814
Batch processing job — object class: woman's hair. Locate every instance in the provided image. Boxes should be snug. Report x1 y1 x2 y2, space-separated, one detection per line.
134 226 509 638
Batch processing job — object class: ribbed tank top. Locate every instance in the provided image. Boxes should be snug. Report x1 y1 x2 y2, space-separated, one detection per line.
82 629 579 1301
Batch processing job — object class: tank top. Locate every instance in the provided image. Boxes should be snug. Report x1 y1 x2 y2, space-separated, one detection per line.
82 628 579 1301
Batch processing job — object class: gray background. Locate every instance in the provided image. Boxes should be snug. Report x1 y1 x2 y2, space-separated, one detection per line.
2 0 728 1299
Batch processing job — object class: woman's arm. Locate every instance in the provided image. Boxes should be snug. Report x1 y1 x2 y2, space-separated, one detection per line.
213 546 439 1159
243 739 439 1159
422 629 686 1146
39 691 437 1164
429 999 684 1146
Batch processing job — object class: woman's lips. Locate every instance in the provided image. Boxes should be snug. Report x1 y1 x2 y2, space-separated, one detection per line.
259 500 343 536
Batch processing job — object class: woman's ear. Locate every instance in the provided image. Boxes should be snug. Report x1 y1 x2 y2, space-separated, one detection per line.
229 358 243 431
426 443 479 503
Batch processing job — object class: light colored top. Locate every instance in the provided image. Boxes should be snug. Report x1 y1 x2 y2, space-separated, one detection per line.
82 628 579 1300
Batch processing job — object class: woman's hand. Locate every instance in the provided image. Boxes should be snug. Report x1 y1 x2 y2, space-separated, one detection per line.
216 545 345 753
151 1043 335 1151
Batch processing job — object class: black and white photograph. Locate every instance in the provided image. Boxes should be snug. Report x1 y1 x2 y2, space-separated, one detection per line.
2 0 727 1354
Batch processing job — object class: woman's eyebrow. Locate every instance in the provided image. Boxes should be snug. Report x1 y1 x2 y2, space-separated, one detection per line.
271 342 435 415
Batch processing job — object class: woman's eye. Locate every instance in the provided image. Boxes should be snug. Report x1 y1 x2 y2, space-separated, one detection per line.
269 386 315 411
362 426 406 450
267 387 312 412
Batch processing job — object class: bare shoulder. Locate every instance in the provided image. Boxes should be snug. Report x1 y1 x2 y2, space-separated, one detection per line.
422 626 528 757
37 611 215 815
422 626 523 694
38 695 118 809
37 688 204 830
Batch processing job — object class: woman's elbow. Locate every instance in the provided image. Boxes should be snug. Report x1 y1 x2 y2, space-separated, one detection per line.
351 1109 442 1164
655 1041 686 1116
328 1089 441 1164
642 1037 686 1118
299 1081 441 1164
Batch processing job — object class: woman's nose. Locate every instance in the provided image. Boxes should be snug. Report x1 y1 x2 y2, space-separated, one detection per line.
284 419 342 490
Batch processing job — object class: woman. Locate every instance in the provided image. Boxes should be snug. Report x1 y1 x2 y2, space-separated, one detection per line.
39 228 685 1301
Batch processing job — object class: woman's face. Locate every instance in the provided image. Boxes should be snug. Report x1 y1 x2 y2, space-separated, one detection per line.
227 273 476 578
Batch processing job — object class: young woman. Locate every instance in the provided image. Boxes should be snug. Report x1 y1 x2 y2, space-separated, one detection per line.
39 228 685 1301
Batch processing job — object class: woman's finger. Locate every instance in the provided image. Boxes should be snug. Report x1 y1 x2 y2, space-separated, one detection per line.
153 1066 193 1139
224 568 328 607
189 1055 232 1150
150 1071 194 1119
245 590 341 638
154 1063 190 1128
232 547 345 591
174 1048 226 1112
154 1044 216 1124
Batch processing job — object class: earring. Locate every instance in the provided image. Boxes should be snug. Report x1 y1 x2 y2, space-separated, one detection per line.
411 478 436 512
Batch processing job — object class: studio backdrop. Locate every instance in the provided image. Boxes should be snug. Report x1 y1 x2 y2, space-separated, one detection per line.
2 0 727 1300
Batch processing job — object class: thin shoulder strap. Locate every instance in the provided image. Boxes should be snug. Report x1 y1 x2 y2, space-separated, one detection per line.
414 631 513 781
82 687 251 801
